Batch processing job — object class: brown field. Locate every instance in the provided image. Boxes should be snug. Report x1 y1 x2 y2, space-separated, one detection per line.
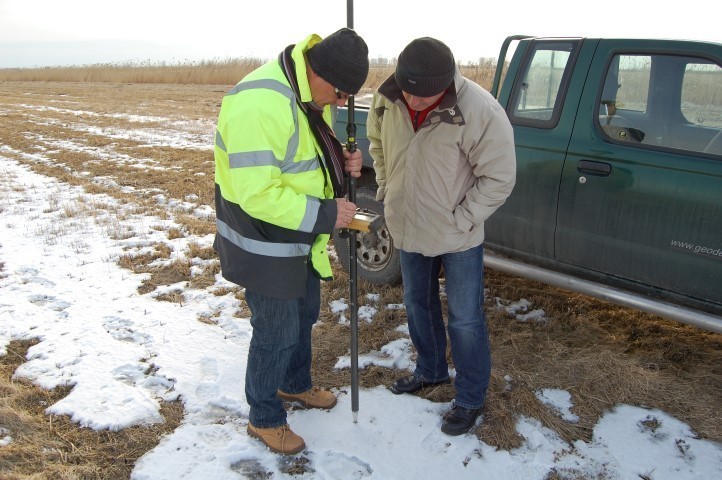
0 63 721 479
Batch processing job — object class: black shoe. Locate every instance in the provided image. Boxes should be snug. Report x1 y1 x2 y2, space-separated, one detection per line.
441 405 482 436
389 374 449 395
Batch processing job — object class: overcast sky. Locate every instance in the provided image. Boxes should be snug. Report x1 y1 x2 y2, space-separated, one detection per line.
0 0 720 68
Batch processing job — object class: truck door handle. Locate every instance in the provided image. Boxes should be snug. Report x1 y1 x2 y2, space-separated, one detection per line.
577 160 612 177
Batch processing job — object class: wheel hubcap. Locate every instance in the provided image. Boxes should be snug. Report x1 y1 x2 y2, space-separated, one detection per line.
355 225 393 272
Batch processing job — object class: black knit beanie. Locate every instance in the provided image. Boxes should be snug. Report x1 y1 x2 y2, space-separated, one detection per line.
395 37 455 97
307 28 369 95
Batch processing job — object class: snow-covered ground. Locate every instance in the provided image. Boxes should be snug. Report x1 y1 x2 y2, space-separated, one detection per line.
2 130 721 478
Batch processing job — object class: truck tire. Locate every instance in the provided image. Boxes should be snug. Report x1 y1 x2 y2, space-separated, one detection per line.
333 186 402 285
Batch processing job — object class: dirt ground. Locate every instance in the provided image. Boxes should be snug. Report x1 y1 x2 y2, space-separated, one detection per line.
1 81 720 477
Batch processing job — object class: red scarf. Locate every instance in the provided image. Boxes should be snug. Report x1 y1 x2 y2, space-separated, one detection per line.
405 95 444 131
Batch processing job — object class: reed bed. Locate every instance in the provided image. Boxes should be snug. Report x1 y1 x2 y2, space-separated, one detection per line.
0 58 498 90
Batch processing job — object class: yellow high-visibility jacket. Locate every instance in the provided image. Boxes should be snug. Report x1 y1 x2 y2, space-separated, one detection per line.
214 34 338 298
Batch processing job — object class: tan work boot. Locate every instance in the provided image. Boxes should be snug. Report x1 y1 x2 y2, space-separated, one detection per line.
277 386 337 409
247 423 305 455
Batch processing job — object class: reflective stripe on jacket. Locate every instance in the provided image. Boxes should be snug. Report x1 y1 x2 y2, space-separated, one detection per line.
214 34 338 298
368 71 516 256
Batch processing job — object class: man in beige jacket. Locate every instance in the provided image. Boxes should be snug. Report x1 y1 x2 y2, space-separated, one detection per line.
367 37 516 435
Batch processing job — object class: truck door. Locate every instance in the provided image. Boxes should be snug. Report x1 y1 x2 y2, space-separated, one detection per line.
485 38 590 260
557 40 722 308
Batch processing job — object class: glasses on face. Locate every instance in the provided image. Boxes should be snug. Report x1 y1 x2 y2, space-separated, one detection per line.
334 88 350 100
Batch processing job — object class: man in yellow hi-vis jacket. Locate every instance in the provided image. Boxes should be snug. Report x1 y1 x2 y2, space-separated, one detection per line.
213 28 368 455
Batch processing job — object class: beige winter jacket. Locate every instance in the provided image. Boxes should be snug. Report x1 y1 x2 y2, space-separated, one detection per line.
367 70 516 256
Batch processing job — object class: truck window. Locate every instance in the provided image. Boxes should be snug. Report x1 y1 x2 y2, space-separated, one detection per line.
681 62 722 129
598 54 722 156
510 41 576 126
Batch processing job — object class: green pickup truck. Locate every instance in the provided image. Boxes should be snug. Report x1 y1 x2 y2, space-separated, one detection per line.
333 35 722 333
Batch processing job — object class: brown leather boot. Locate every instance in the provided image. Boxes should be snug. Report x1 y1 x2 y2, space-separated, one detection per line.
247 423 305 455
277 386 337 409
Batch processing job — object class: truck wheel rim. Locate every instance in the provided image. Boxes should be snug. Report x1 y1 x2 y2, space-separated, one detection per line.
355 226 393 272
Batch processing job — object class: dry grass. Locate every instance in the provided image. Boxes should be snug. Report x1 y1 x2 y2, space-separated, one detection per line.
0 60 497 91
1 65 721 478
311 268 722 451
0 59 266 85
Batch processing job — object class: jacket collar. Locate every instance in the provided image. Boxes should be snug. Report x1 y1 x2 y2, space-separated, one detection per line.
290 34 322 104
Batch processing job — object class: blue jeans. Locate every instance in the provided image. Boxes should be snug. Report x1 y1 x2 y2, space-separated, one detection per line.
400 244 491 409
244 267 320 428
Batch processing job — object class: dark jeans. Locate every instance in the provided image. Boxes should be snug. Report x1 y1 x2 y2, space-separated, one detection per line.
244 267 320 428
400 244 491 409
